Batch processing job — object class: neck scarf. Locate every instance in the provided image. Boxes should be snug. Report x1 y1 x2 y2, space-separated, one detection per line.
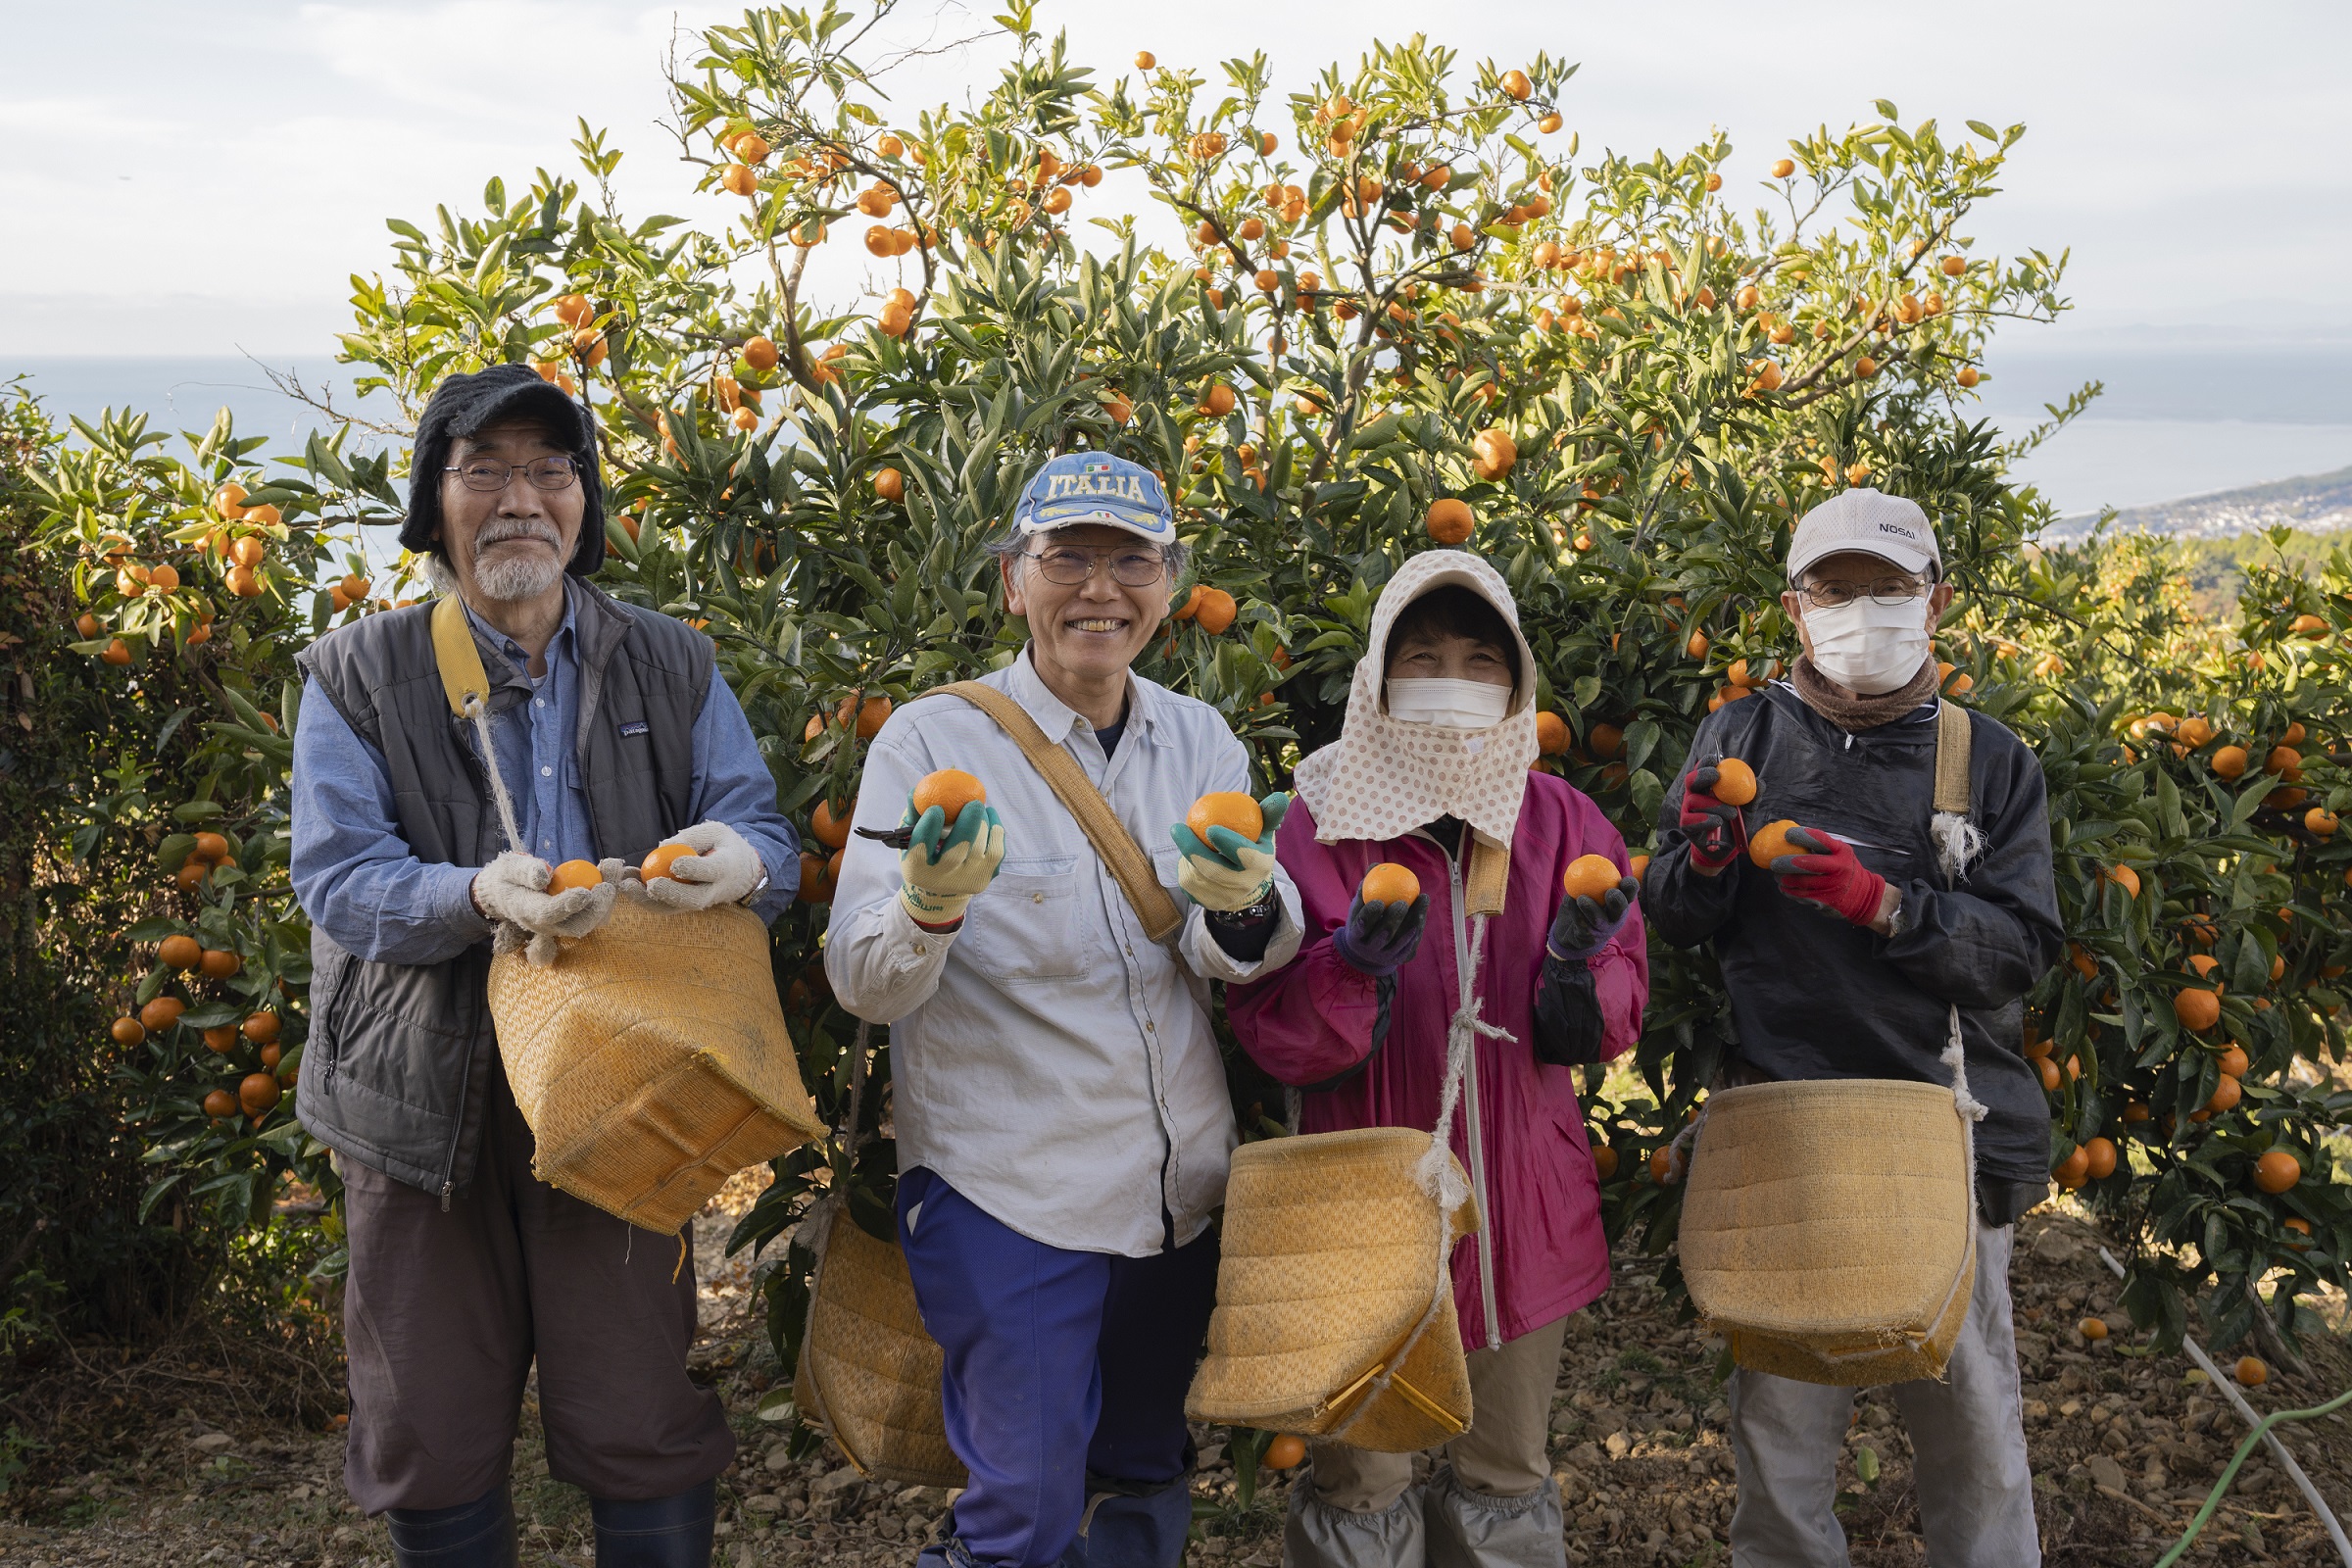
1292 551 1540 850
1790 655 1939 733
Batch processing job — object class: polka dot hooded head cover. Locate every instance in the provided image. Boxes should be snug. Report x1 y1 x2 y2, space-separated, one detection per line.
1291 549 1541 851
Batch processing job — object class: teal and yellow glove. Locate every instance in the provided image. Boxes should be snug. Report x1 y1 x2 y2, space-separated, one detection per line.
1171 791 1289 913
898 794 1006 927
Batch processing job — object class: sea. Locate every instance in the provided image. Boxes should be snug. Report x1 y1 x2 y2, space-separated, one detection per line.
13 330 2352 533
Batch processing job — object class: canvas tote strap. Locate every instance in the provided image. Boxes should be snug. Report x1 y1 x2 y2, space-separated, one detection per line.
430 594 493 716
1934 699 1974 816
936 680 1186 945
1930 699 1989 1184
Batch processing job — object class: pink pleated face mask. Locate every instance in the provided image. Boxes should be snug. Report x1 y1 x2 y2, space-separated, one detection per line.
1291 551 1540 851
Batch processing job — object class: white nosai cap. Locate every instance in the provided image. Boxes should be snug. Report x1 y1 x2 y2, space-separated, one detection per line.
1787 488 1941 583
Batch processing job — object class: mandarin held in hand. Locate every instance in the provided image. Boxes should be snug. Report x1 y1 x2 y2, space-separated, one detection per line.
1359 862 1421 906
911 768 989 827
543 859 600 894
1562 854 1622 901
1187 792 1264 844
1711 758 1757 807
642 842 696 882
1748 819 1803 869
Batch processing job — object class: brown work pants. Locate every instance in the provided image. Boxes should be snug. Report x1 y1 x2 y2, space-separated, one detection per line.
1302 1313 1570 1511
339 1067 735 1514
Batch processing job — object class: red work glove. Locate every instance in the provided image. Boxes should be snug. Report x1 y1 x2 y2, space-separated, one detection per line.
1769 827 1888 926
1679 765 1749 872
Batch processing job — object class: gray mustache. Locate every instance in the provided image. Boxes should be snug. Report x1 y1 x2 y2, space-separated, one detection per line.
477 523 561 549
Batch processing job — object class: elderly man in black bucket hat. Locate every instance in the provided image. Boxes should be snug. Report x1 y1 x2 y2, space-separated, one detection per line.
287 363 800 1568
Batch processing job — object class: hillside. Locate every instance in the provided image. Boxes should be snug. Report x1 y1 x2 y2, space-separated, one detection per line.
2045 463 2352 542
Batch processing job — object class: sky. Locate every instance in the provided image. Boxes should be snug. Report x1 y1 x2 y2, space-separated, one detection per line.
3 0 2348 361
6 2 2352 521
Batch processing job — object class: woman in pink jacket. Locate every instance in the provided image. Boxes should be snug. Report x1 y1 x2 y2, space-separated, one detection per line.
1228 550 1647 1568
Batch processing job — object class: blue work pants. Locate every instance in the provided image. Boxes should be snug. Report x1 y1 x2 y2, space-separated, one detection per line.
896 1166 1217 1568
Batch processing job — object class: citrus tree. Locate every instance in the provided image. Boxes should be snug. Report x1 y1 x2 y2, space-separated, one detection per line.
7 395 373 1349
24 0 2351 1410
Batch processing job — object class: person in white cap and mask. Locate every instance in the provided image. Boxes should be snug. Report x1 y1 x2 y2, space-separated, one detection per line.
1643 489 2062 1566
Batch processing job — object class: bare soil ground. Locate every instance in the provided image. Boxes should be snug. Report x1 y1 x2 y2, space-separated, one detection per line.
5 1194 2350 1567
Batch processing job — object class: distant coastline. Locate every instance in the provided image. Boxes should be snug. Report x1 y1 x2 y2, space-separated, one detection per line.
12 337 2352 530
2040 463 2352 543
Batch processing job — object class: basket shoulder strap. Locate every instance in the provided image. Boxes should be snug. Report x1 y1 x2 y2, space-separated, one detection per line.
429 595 493 717
430 595 524 854
937 680 1186 944
1463 834 1511 917
1933 700 1973 817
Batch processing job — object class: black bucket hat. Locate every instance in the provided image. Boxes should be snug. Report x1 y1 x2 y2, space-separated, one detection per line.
399 364 606 576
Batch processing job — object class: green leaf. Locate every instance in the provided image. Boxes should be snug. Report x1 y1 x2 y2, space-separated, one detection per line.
1623 718 1662 775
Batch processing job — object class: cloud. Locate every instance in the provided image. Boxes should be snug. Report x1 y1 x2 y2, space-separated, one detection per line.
1 0 2345 356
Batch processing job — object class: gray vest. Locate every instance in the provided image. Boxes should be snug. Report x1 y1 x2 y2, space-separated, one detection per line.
292 581 713 1199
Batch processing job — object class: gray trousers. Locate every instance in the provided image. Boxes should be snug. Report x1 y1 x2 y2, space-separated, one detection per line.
1286 1314 1569 1568
1727 1220 2038 1567
339 1067 735 1513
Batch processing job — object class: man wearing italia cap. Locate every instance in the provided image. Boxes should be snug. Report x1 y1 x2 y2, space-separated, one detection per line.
1645 489 2062 1564
827 450 1303 1568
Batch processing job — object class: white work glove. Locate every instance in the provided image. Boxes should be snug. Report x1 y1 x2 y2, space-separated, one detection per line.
897 794 1007 926
638 819 767 911
1171 793 1288 913
473 850 617 966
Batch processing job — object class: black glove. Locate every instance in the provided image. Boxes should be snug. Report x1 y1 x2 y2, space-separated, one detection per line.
1679 766 1748 871
1332 891 1431 978
1548 877 1637 959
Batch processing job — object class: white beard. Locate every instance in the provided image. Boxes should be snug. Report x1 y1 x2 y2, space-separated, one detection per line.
424 540 564 602
472 547 564 601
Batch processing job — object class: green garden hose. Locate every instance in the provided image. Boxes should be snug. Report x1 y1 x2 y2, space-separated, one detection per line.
2155 1384 2352 1567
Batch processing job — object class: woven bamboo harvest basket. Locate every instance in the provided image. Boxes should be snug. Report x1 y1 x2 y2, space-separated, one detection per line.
486 897 824 1233
1680 1078 1976 1387
795 1209 965 1488
1187 1127 1482 1452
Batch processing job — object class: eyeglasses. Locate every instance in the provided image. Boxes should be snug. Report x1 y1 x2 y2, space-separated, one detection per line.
1798 574 1928 609
445 457 580 493
1026 546 1169 587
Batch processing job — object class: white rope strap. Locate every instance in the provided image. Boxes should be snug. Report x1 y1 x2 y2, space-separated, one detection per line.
1330 913 1514 1443
463 693 524 856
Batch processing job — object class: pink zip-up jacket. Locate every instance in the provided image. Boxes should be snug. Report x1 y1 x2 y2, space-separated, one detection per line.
1227 777 1647 1348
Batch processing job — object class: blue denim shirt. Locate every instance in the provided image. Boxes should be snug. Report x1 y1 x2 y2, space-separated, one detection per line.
291 595 799 965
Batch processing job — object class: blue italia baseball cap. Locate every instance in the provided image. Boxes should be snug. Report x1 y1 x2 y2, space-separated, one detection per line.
1012 451 1175 543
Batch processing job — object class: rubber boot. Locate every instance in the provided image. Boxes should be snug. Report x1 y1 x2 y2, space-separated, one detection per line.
1422 1465 1564 1568
385 1482 517 1568
589 1478 717 1568
1058 1472 1195 1568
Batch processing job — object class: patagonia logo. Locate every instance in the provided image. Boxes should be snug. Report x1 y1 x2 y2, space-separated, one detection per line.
618 720 650 738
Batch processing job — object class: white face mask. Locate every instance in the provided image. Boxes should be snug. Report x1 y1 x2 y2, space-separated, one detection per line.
1802 596 1934 695
1386 677 1512 730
